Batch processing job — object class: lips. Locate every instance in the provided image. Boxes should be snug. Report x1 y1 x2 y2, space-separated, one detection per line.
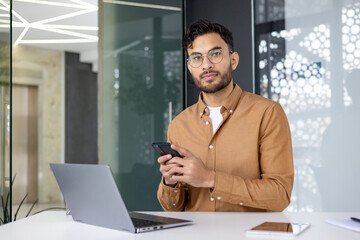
201 71 219 81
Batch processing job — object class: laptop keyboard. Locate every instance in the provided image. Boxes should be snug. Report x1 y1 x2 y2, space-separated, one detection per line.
131 217 164 228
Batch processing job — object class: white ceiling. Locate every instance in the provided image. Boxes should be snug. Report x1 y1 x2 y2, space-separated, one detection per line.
0 0 98 69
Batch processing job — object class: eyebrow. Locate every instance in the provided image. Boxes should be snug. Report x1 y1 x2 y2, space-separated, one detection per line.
190 46 223 56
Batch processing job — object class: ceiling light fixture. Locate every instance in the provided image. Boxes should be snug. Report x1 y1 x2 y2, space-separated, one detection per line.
33 25 98 40
103 0 181 11
20 39 97 44
69 0 96 8
0 0 98 45
32 8 96 25
15 0 94 9
35 24 98 30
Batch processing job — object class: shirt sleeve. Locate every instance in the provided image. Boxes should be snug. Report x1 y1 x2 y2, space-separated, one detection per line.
210 103 294 211
157 177 186 211
157 121 187 211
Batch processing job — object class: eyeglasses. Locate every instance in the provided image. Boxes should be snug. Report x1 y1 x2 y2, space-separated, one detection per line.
187 49 233 68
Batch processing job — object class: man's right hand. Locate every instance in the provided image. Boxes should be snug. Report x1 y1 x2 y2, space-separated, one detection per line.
158 154 182 186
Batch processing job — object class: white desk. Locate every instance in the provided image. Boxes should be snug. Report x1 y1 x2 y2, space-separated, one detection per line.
0 211 359 240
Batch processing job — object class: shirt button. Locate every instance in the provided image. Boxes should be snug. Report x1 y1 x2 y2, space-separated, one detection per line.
205 121 209 125
217 196 221 200
210 197 214 201
209 145 213 149
173 203 176 206
229 110 233 114
239 202 244 206
174 190 178 193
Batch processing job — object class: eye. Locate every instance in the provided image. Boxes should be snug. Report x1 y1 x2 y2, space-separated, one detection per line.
209 50 222 58
191 55 202 61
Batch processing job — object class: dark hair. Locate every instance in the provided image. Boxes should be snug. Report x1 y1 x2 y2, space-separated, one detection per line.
182 19 234 51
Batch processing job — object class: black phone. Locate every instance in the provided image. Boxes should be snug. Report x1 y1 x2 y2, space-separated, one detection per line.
152 142 181 158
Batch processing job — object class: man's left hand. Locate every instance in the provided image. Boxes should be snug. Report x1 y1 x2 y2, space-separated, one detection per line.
166 144 215 188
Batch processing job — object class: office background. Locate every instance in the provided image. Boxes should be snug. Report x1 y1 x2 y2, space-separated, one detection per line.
0 0 359 221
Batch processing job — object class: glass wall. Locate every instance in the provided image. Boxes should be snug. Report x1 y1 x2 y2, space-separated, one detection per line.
255 0 360 212
0 0 11 224
100 0 183 210
9 0 98 220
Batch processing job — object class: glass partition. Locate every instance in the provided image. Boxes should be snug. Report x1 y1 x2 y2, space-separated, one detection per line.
100 0 183 210
255 0 360 212
0 0 12 224
10 0 98 220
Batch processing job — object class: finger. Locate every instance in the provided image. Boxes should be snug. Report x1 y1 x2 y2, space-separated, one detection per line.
160 163 179 173
157 154 172 164
171 144 195 158
159 165 170 174
168 166 185 176
165 171 174 179
165 170 180 180
171 175 187 183
164 162 182 168
164 176 177 186
167 157 185 167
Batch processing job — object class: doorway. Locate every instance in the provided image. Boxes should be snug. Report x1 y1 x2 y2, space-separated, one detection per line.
12 84 38 204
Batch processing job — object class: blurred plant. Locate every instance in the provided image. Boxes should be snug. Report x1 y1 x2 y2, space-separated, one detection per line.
116 47 182 116
0 175 37 225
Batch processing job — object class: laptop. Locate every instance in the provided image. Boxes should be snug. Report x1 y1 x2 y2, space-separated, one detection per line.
50 163 192 233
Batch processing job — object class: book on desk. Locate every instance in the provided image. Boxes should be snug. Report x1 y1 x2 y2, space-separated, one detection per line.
326 218 360 233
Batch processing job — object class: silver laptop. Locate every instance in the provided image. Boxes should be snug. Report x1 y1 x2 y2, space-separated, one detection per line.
50 163 192 233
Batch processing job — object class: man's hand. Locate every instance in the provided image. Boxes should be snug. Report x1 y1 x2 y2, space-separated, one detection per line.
158 154 181 186
166 144 215 188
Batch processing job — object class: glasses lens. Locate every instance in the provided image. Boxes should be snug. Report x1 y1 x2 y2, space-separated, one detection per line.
208 49 223 64
189 54 203 68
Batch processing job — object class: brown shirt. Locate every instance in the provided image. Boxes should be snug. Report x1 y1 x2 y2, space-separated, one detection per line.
157 84 294 212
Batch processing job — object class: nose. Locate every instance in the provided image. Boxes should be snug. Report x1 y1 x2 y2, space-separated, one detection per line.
202 56 214 70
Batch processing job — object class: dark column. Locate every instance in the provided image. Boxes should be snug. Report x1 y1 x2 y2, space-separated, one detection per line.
65 52 98 164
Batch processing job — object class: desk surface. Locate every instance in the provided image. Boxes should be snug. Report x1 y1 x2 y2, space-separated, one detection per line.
0 211 359 240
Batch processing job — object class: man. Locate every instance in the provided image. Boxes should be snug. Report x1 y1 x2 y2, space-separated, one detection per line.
157 19 294 212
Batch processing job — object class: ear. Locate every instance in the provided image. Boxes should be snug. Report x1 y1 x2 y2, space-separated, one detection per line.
187 61 193 75
230 52 239 71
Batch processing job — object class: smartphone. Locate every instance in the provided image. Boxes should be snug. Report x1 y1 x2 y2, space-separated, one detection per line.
152 142 181 158
246 222 310 237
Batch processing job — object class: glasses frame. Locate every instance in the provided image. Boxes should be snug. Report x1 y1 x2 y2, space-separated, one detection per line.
187 50 233 68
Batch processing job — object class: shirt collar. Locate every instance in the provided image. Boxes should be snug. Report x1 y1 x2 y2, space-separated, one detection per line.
197 83 243 118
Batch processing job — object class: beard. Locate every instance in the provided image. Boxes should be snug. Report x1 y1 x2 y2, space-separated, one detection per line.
192 65 233 93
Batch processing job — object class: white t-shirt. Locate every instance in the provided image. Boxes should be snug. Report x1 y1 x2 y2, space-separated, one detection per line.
207 106 223 134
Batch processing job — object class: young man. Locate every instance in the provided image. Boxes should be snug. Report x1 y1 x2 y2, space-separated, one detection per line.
157 19 294 212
